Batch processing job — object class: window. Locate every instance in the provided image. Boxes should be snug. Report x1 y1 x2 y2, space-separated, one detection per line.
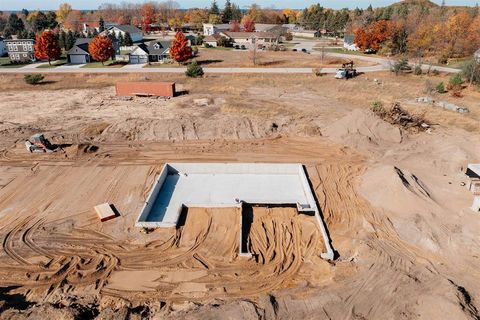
23 45 28 51
23 53 27 57
15 53 20 60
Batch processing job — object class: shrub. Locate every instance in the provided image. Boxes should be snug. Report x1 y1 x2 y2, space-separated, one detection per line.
24 74 44 85
414 65 422 75
371 100 384 113
191 46 198 55
391 58 410 75
461 59 480 85
432 69 440 76
436 82 445 93
449 73 464 87
185 60 204 78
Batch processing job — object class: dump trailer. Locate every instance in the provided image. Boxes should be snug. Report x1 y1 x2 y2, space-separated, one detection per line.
335 61 357 79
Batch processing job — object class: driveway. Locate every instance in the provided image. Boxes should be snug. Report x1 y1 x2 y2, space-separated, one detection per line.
291 41 317 52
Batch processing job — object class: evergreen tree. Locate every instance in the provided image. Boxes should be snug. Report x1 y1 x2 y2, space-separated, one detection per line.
59 30 66 50
223 0 233 22
28 31 36 39
99 17 105 32
6 13 24 34
46 11 58 29
118 32 125 46
210 1 220 15
124 32 133 46
66 30 75 50
21 8 29 17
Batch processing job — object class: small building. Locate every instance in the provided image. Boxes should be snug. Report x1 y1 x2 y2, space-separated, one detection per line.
344 34 359 51
66 38 92 64
5 39 35 63
220 31 280 49
291 30 320 38
129 40 171 64
204 34 222 47
475 48 480 62
83 21 118 34
108 25 143 43
203 23 230 36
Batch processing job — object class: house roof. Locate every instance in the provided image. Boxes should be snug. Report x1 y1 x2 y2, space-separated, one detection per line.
133 40 171 55
204 34 221 42
110 25 142 34
293 30 319 34
222 31 278 39
5 39 35 42
67 38 92 55
203 23 230 29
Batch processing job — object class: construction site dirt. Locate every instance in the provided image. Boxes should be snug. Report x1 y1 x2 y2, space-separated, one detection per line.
0 72 479 319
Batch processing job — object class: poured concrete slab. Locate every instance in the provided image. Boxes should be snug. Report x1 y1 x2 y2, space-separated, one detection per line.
136 163 334 260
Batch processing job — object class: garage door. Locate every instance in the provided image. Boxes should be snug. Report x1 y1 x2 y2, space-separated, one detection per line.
69 54 87 64
130 55 148 64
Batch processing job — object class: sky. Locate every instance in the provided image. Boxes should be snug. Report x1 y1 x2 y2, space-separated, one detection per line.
0 0 478 11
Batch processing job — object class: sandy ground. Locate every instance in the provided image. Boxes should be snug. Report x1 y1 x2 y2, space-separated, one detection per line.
0 72 479 319
145 48 376 68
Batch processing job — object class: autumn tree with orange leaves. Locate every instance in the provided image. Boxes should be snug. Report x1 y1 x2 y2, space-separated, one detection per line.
140 3 155 33
89 35 114 65
34 30 61 65
170 31 192 63
242 15 255 32
354 20 395 51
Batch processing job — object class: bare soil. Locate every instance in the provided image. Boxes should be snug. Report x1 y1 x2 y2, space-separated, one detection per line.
0 71 479 319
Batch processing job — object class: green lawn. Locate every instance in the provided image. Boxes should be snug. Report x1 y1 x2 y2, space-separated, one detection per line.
36 58 68 68
0 57 25 68
319 47 368 56
81 60 128 68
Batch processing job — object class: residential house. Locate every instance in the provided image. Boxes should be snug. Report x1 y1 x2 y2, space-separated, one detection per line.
5 39 35 63
66 38 92 64
129 40 171 64
203 23 230 36
343 34 358 51
204 34 222 47
475 48 480 62
0 37 6 57
83 21 118 34
220 32 280 49
291 30 320 38
108 25 143 43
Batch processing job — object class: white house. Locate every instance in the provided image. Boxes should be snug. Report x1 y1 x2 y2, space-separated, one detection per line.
108 25 143 43
203 23 230 36
291 30 320 38
0 37 6 57
220 31 280 49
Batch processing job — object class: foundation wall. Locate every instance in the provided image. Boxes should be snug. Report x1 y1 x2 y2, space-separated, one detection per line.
116 81 175 97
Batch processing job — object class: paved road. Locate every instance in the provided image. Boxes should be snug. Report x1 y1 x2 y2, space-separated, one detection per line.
0 52 460 75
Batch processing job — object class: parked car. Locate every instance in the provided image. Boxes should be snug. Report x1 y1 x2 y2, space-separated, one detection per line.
241 45 246 50
364 48 377 54
301 48 307 53
234 45 240 49
292 48 297 52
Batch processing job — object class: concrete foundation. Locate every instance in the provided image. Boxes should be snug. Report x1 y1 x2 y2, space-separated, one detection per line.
136 163 335 260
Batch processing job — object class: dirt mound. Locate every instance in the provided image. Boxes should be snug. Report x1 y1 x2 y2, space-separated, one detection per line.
372 102 430 133
322 108 402 151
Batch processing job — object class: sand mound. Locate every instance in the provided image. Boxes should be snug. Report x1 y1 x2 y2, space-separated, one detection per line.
360 165 435 214
323 108 402 151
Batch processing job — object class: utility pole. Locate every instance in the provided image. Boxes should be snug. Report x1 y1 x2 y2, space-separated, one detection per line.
252 36 257 66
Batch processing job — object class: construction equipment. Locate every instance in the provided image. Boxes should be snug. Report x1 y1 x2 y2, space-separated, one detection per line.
335 61 357 79
25 133 60 153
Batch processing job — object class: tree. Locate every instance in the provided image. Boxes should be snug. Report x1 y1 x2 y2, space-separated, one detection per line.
66 30 75 50
210 1 220 15
124 32 133 46
64 10 83 32
140 3 155 32
99 17 105 32
58 30 66 49
185 60 204 77
5 13 24 35
355 20 395 50
223 0 233 22
34 30 61 65
229 20 241 32
46 12 58 29
242 15 255 32
118 32 124 46
170 31 193 63
56 3 72 25
89 35 114 65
